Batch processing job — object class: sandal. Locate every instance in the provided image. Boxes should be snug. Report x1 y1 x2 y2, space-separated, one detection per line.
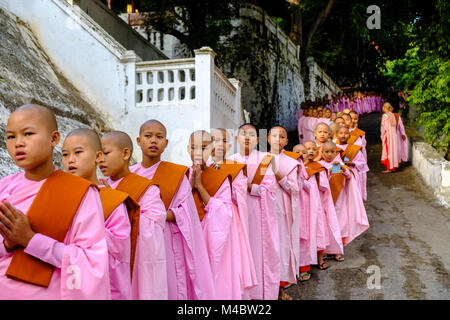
283 282 294 289
297 272 311 282
334 254 345 262
318 262 329 270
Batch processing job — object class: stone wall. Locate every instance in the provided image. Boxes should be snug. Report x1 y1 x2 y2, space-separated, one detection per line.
306 57 342 101
218 3 304 132
0 8 109 177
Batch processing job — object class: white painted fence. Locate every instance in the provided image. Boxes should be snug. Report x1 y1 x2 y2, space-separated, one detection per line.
306 57 342 101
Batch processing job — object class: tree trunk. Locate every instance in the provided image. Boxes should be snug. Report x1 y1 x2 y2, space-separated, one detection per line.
304 0 335 56
287 0 302 46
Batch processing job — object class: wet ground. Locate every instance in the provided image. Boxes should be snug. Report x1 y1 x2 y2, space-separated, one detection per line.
287 113 450 300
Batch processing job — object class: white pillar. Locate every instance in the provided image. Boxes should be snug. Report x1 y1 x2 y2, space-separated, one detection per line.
229 78 243 127
120 50 141 162
194 46 216 131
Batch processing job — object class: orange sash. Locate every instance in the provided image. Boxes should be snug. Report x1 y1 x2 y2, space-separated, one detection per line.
329 172 345 205
393 113 400 129
340 144 362 162
115 173 155 276
350 128 366 138
328 164 352 204
211 162 247 182
6 170 95 287
191 167 232 221
347 135 358 145
283 150 302 160
151 161 189 210
251 155 273 185
304 161 326 179
99 187 140 277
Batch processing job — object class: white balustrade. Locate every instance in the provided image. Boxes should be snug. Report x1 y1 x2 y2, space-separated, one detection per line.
135 58 196 107
213 66 237 119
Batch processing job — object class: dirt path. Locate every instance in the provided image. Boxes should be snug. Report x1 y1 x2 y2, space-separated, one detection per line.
287 113 450 300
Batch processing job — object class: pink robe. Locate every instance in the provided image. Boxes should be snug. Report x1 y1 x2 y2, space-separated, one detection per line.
188 167 242 300
381 112 399 170
271 152 300 283
306 117 319 142
228 150 279 300
396 115 409 162
101 185 132 300
314 169 344 254
108 177 167 300
318 160 370 246
337 144 369 201
207 160 258 299
349 128 368 161
298 116 307 144
0 171 111 299
130 162 216 300
296 160 318 267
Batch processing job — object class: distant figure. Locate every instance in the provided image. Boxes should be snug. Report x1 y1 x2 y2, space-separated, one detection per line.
380 102 399 173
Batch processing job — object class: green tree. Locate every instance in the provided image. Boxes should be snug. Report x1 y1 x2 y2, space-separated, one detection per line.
382 0 449 158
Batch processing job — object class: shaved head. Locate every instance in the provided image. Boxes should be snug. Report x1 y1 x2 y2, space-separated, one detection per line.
293 144 306 154
269 125 288 136
211 128 230 139
238 123 258 135
66 128 101 152
139 119 166 136
102 131 133 156
322 141 337 151
314 122 329 132
189 130 212 143
304 140 316 148
329 122 340 133
11 104 58 132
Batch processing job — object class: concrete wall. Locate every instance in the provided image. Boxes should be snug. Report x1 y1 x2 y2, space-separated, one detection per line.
73 0 168 61
0 7 110 177
408 136 450 208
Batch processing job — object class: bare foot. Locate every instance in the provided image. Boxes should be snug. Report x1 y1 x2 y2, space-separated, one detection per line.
278 288 293 300
334 254 345 262
381 169 391 173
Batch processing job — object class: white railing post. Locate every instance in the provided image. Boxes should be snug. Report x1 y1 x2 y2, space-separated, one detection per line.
229 78 243 127
194 46 216 130
120 50 141 115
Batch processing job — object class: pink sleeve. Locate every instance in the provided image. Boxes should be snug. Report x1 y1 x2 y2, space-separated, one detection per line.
24 233 64 268
250 164 277 196
250 183 262 196
279 168 299 194
202 179 233 277
353 152 369 173
60 186 111 300
398 117 406 136
0 241 7 257
131 185 168 300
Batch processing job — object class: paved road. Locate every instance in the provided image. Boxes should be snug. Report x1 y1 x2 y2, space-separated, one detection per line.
287 113 450 300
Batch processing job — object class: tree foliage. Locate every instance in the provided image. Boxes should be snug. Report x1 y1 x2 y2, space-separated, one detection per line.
382 0 449 157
